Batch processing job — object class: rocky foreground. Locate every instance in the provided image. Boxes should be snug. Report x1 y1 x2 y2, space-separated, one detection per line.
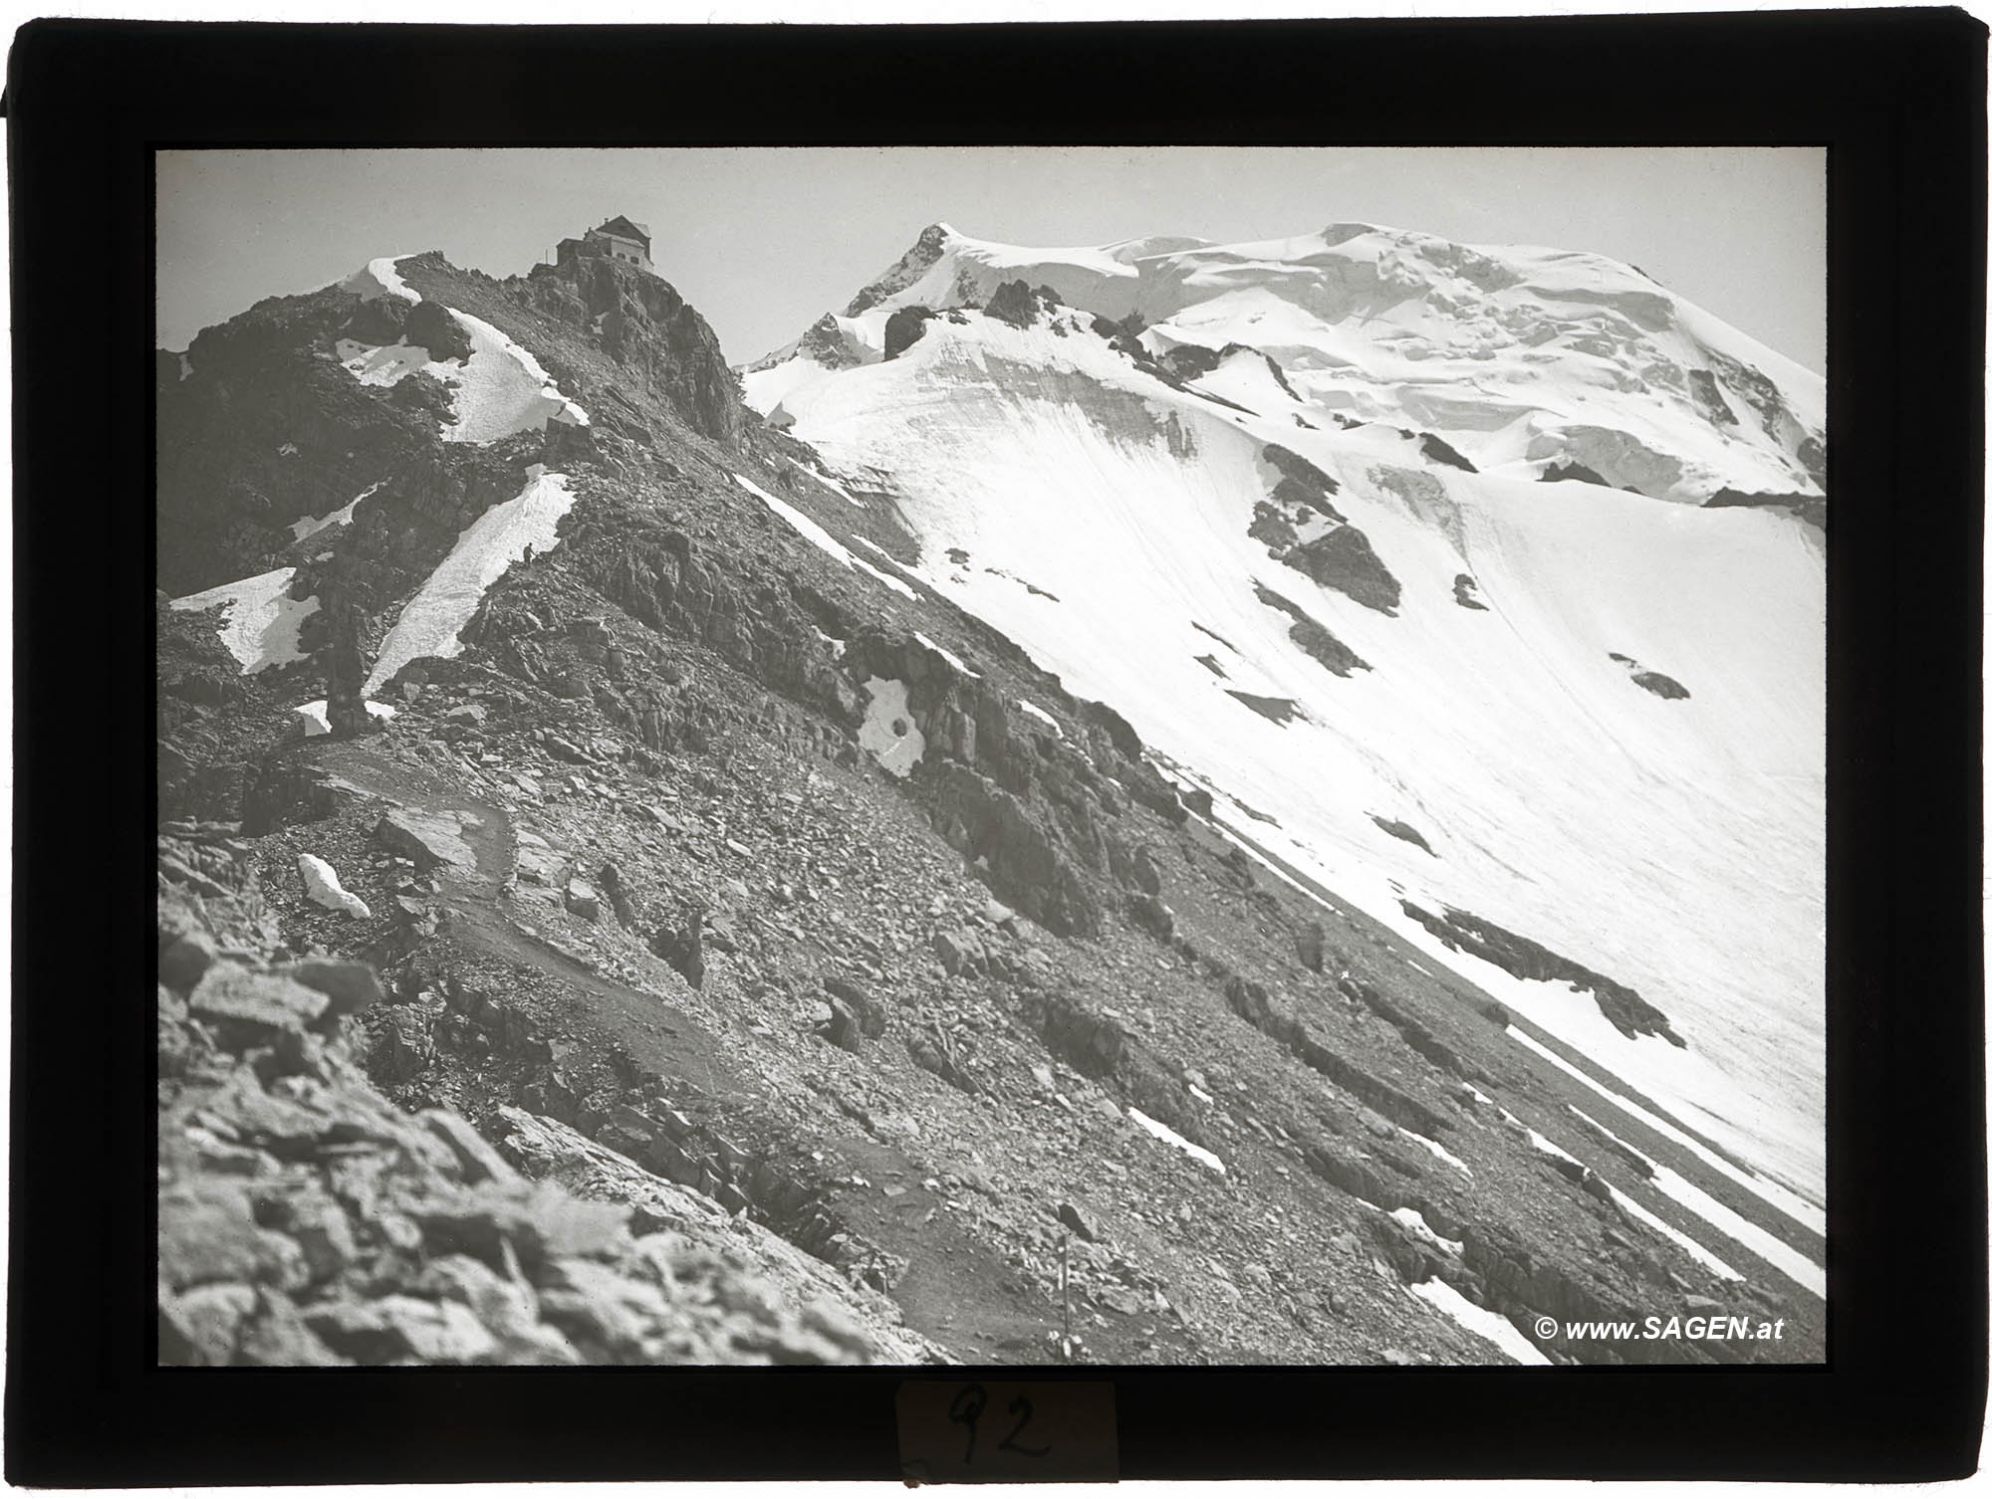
158 825 942 1365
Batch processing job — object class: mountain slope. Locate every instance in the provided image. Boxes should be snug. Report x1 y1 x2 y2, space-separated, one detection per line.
155 228 1826 1368
747 226 1827 1214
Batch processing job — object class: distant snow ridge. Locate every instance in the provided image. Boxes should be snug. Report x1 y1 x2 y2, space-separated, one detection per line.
171 566 318 674
365 466 576 694
748 220 1824 507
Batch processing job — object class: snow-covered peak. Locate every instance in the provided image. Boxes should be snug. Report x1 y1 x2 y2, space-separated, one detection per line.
752 219 1825 507
839 222 1161 326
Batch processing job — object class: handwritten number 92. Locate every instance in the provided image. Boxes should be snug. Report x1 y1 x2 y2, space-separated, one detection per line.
947 1384 1052 1464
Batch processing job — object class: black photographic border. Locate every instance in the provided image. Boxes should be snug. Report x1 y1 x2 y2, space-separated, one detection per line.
7 9 1985 1483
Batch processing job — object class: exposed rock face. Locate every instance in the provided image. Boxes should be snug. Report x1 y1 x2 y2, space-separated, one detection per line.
1631 670 1691 701
513 252 742 441
1399 900 1683 1045
1254 583 1369 676
844 222 954 316
1227 691 1300 726
1370 815 1435 854
1262 443 1346 522
1540 459 1610 486
1703 488 1826 528
1607 651 1693 701
1248 444 1398 615
156 288 437 595
1688 368 1739 428
1417 432 1478 473
883 305 936 359
1284 525 1403 614
1249 502 1299 550
404 298 474 363
1162 342 1222 381
928 763 1101 936
984 279 1057 329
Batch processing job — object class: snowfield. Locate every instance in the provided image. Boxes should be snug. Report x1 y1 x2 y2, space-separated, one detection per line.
365 466 576 694
442 309 589 443
749 221 1823 506
749 225 1827 1225
337 256 588 444
171 566 319 674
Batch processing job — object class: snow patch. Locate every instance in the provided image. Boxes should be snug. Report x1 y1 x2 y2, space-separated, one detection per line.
293 699 397 738
849 537 926 598
858 677 924 778
913 632 979 678
333 302 586 444
1016 698 1064 736
1127 1106 1226 1174
291 481 383 543
1568 1104 1821 1298
1406 1279 1552 1366
1390 1206 1464 1255
443 309 589 443
784 454 865 506
171 567 318 675
1507 1027 1824 1238
1402 1129 1472 1176
732 473 917 599
364 467 575 694
1596 1172 1745 1283
341 255 419 304
336 338 436 388
298 854 370 918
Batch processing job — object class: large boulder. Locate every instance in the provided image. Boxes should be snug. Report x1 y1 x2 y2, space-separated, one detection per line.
402 298 474 363
188 963 329 1043
374 808 477 873
298 854 371 918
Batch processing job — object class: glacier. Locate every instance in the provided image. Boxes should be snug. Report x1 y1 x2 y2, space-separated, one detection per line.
745 221 1827 1220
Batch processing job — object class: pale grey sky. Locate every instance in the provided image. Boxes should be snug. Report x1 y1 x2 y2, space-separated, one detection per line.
157 147 1824 371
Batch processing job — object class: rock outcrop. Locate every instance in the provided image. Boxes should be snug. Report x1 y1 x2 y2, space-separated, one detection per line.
157 842 937 1366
